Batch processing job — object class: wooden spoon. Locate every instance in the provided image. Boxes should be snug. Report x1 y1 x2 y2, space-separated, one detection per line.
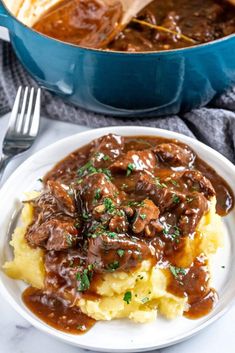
109 0 154 27
98 0 153 47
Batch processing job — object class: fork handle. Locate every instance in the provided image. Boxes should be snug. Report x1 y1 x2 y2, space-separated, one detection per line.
0 154 11 185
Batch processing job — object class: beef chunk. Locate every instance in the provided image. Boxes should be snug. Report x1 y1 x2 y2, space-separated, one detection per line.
26 219 79 251
136 173 186 213
90 134 124 167
110 150 157 173
33 181 77 221
136 174 209 235
154 143 195 169
76 173 122 215
47 180 76 215
178 193 209 236
109 213 129 233
25 181 80 251
132 199 160 236
182 170 215 198
87 233 152 272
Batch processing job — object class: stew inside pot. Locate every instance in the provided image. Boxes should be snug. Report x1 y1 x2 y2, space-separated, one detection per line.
32 0 235 51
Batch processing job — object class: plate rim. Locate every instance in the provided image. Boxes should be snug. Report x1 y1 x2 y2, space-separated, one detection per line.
0 125 235 352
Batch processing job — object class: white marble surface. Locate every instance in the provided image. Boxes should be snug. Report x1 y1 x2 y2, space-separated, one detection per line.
0 114 235 353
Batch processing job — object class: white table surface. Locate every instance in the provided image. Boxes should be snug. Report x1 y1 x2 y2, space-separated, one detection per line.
0 113 235 353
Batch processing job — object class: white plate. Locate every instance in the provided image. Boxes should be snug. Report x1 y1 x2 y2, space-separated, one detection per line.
0 26 9 41
0 126 235 352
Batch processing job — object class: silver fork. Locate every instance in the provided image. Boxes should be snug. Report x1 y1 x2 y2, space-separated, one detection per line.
0 86 41 185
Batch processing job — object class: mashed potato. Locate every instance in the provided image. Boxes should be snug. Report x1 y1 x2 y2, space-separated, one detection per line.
3 194 223 323
3 192 45 289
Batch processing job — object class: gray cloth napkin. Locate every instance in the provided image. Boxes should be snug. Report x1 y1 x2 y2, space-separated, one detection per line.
1 40 235 163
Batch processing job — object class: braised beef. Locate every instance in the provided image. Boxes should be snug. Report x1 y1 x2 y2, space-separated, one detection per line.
154 143 195 169
26 181 80 251
26 219 79 251
109 214 129 233
76 172 122 215
181 170 215 198
87 233 152 272
90 134 124 168
132 199 160 235
136 173 186 213
110 150 157 173
23 134 234 333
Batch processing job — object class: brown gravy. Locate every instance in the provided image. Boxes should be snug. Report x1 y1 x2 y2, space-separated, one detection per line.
32 0 235 51
33 0 122 48
23 287 95 333
22 135 234 334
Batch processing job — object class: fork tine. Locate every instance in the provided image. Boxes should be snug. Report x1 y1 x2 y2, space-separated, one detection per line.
8 86 23 132
23 87 35 135
16 87 29 133
29 88 41 137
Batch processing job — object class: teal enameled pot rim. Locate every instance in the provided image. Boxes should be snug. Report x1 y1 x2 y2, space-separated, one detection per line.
1 0 235 56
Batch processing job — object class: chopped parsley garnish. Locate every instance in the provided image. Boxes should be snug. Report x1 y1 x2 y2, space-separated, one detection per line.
163 223 171 235
82 212 89 220
37 177 43 183
95 152 110 161
106 231 118 239
77 161 112 180
126 163 135 176
88 263 95 271
141 297 149 304
104 198 116 213
140 214 147 220
102 154 110 161
102 168 112 179
155 177 167 188
87 224 107 238
221 265 225 269
77 269 91 292
77 325 85 331
163 224 181 243
116 209 125 217
123 291 132 304
95 188 101 200
172 194 180 204
107 261 120 271
78 161 96 177
117 249 125 257
171 226 181 242
170 179 179 186
74 221 81 229
186 196 194 203
66 233 73 246
128 200 145 207
169 265 186 280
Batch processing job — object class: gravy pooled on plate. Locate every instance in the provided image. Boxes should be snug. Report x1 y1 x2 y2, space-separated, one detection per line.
20 135 233 333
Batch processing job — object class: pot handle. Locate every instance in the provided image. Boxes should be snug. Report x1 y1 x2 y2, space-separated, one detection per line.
0 1 12 30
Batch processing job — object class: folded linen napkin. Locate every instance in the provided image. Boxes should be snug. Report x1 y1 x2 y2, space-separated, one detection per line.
1 40 235 163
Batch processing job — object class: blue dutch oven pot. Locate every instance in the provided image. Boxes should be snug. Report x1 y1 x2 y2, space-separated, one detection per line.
0 0 235 117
